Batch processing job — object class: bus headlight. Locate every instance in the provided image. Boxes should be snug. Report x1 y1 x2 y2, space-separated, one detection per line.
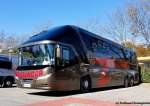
15 76 19 80
36 74 51 80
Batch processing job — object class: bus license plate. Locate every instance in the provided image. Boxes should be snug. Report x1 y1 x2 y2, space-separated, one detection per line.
23 83 31 87
21 80 32 88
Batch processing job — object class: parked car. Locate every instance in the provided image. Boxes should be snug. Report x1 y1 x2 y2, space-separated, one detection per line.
0 54 15 87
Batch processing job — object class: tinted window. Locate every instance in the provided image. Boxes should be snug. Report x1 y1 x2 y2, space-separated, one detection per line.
110 46 124 60
56 45 78 68
62 48 69 66
0 56 9 61
69 48 78 65
0 60 12 69
96 47 111 58
130 51 137 64
125 49 131 61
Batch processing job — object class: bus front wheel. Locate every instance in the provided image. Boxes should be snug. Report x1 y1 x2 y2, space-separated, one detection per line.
80 76 91 93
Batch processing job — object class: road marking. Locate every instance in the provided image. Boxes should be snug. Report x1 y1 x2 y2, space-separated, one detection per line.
24 97 139 106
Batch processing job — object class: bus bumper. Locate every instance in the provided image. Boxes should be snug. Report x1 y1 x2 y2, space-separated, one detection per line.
15 75 80 91
15 74 53 90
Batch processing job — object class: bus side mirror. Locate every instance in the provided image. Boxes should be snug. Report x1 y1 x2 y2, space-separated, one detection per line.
56 45 61 58
55 45 61 69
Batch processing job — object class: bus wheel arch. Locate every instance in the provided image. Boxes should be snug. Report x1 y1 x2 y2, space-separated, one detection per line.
129 76 134 87
80 75 92 93
124 76 129 88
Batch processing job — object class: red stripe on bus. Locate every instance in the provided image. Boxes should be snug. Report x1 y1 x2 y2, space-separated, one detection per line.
16 70 43 78
98 72 112 87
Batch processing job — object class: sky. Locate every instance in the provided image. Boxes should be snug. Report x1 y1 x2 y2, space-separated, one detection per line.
0 0 128 36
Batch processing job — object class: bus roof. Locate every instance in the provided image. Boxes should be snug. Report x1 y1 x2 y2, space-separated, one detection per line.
21 25 124 49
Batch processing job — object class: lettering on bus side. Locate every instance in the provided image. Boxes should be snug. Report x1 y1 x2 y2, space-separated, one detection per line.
16 70 43 79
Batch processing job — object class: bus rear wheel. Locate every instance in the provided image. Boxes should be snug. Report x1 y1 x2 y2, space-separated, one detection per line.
80 76 91 93
124 77 129 88
129 77 134 87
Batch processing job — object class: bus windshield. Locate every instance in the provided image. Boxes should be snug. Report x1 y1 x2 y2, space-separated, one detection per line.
19 44 55 66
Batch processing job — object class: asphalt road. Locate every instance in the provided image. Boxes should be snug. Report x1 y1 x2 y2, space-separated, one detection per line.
0 83 150 106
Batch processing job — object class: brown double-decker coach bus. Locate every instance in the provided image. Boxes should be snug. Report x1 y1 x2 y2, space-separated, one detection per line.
15 25 139 92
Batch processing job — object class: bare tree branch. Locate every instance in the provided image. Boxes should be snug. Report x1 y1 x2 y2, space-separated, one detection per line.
101 7 133 46
0 30 7 49
127 0 150 45
32 20 53 35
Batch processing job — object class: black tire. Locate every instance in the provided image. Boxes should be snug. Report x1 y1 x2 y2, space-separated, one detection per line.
124 77 129 88
129 77 134 87
80 76 91 93
4 79 13 88
138 66 142 84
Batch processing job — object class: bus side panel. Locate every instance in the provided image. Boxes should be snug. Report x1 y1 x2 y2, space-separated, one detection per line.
54 65 81 91
79 33 130 88
0 76 4 85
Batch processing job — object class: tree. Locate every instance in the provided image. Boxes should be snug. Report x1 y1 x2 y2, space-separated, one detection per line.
17 34 30 45
77 18 101 35
5 36 18 48
101 0 150 49
32 20 53 35
127 0 150 46
0 30 7 49
101 7 136 47
122 41 136 49
135 45 148 56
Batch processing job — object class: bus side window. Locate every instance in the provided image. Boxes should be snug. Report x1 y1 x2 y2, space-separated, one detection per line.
56 45 78 68
130 52 137 64
62 48 70 66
